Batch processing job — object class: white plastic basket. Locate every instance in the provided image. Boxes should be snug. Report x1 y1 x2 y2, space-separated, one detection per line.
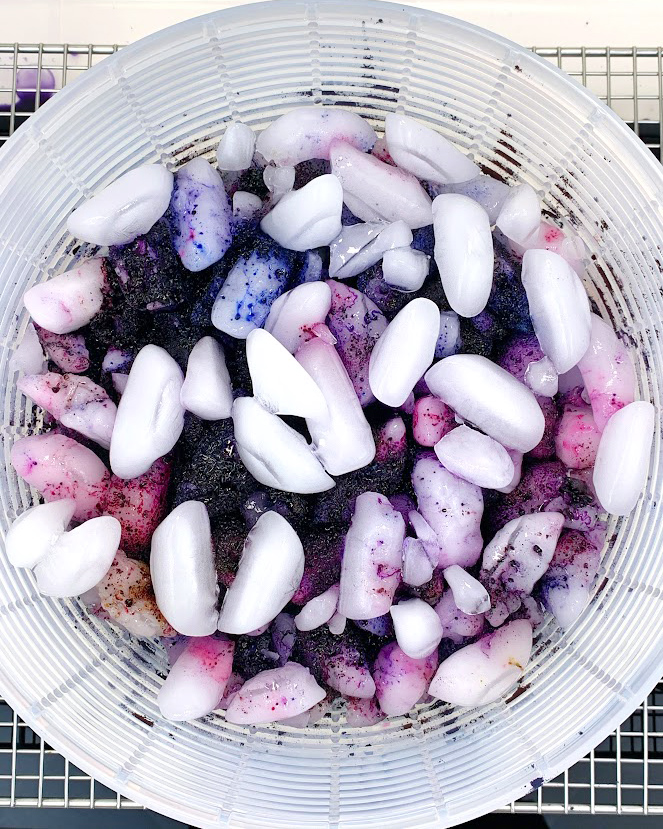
0 4 662 827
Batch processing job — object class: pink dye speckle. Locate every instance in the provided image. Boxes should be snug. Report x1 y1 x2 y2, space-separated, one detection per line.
543 225 564 245
412 395 456 446
11 432 110 521
555 405 600 469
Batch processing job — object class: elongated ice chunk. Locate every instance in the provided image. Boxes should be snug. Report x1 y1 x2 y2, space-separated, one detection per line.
102 348 131 373
382 246 430 292
525 356 558 398
326 280 387 407
443 564 490 615
180 336 233 420
170 157 232 272
110 344 184 480
257 106 377 166
328 611 347 635
338 492 406 620
401 537 435 587
432 193 493 318
482 512 564 590
385 113 480 184
555 404 600 469
246 328 327 418
330 140 433 228
35 326 89 373
593 400 655 515
368 298 439 407
425 354 546 453
11 433 110 521
265 281 332 354
98 550 176 638
211 244 291 339
18 371 116 449
158 636 235 721
344 695 385 726
411 455 483 569
232 190 262 220
34 515 121 597
261 174 343 251
510 220 586 275
373 641 438 717
67 164 173 246
218 511 305 634
24 259 107 335
521 248 591 374
390 598 444 659
150 501 219 636
481 512 565 625
375 416 407 463
433 425 514 489
436 311 461 359
263 165 295 203
538 530 600 628
226 662 326 724
495 182 541 246
329 221 413 280
326 647 373 696
216 122 255 171
11 323 47 375
576 313 637 431
429 620 532 706
295 584 340 632
6 499 76 569
408 509 442 566
296 336 376 475
232 396 334 493
297 249 324 283
103 458 171 554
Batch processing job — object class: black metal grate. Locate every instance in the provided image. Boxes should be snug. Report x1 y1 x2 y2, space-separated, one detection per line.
0 44 121 148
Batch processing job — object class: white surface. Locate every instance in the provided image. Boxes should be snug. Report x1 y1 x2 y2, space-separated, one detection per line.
3 0 663 45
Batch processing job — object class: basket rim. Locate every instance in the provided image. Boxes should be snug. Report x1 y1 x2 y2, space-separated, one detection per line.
1 2 662 826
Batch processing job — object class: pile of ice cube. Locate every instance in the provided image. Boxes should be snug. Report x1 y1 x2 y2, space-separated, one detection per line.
7 106 655 727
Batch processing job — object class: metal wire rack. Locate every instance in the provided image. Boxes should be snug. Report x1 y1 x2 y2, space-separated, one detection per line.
0 42 662 817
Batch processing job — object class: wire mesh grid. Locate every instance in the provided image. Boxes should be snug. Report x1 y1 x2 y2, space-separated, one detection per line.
0 41 662 816
0 44 121 146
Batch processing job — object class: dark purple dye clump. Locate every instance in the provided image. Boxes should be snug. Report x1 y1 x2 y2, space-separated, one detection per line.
213 515 247 587
486 235 534 335
294 624 373 685
294 159 331 189
291 526 344 605
357 264 410 319
108 219 190 312
233 629 280 679
172 416 256 522
312 450 408 525
483 460 567 536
